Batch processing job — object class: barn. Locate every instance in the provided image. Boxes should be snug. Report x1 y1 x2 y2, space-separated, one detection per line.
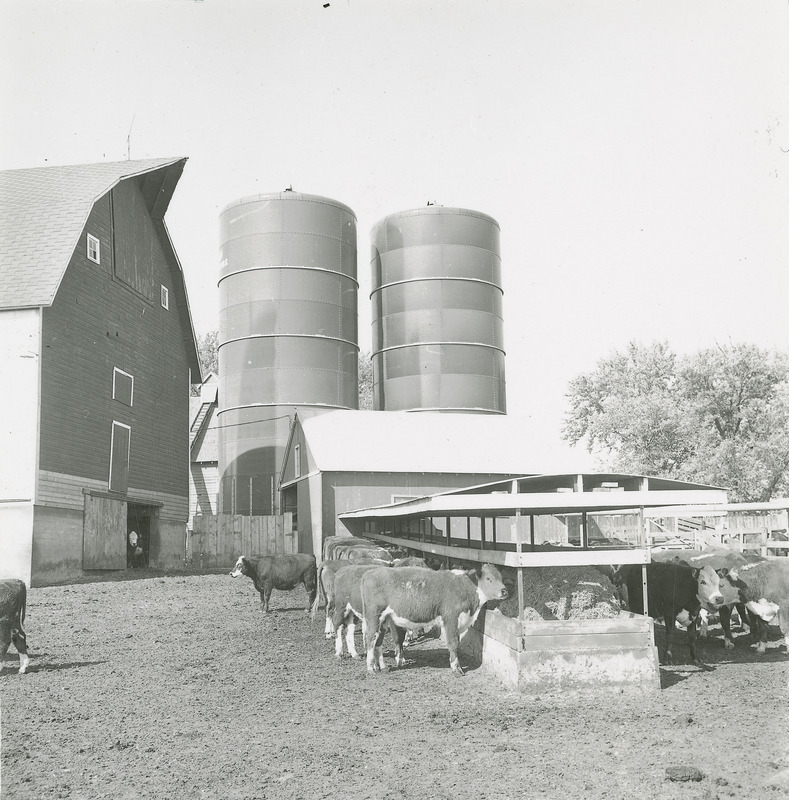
0 158 202 585
279 408 593 559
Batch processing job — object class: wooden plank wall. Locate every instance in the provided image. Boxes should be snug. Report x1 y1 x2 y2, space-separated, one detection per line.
191 514 295 569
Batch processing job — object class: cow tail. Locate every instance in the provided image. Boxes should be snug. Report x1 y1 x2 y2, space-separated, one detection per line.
311 564 324 620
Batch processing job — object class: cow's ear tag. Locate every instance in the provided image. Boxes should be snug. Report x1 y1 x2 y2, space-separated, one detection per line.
729 568 739 581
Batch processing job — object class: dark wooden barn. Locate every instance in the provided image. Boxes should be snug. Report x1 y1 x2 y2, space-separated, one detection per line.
0 158 202 585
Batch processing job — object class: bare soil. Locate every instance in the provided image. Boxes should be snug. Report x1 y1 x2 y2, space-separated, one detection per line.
1 572 788 800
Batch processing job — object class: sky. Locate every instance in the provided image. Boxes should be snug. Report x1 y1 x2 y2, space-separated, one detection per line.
2 0 788 462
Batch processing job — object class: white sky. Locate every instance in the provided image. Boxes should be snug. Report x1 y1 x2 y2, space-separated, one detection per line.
2 0 788 461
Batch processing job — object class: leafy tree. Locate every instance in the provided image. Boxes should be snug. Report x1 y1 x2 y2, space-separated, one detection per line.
197 330 219 379
563 341 789 501
191 330 219 396
358 351 374 410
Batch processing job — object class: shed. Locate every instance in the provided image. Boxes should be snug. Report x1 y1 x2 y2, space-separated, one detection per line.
0 158 201 585
279 408 594 558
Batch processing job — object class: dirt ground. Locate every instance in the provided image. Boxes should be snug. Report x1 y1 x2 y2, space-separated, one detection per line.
1 571 788 800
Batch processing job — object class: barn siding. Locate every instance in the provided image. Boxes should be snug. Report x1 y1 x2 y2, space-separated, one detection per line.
39 189 191 500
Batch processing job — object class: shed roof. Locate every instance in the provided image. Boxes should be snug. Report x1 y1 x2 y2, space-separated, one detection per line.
296 409 594 475
0 157 185 309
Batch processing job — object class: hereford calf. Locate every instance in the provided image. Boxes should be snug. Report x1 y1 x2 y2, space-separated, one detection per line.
0 579 30 674
361 563 508 675
230 554 317 613
330 564 395 659
717 559 789 654
311 558 388 638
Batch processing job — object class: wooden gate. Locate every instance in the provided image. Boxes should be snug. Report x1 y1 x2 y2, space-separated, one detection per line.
83 493 126 569
190 513 296 569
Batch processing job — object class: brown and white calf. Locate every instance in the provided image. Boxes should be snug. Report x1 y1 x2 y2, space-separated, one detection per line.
360 563 508 675
330 564 393 660
0 579 30 674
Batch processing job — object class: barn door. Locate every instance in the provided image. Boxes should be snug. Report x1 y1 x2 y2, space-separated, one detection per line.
83 493 127 569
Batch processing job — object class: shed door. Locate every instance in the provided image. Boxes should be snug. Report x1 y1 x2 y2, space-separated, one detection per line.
83 494 126 569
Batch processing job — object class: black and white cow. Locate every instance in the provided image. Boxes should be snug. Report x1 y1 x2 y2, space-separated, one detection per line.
230 554 317 613
360 563 508 675
613 561 725 665
717 559 789 654
0 579 30 674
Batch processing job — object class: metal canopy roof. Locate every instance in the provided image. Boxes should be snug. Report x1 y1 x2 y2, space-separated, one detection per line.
339 471 729 519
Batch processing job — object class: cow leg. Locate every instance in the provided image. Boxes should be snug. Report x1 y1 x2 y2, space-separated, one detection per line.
346 618 360 659
685 614 703 666
259 581 274 613
304 578 317 614
334 623 345 658
389 622 406 668
719 605 736 649
333 606 348 658
444 619 465 675
661 605 677 665
778 607 789 653
11 629 29 674
324 610 335 639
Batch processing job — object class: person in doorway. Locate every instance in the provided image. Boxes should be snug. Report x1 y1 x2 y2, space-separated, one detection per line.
128 530 143 568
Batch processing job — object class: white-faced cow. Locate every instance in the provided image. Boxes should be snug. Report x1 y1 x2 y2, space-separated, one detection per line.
613 561 725 665
717 559 789 654
230 554 317 613
1 579 30 674
361 563 508 675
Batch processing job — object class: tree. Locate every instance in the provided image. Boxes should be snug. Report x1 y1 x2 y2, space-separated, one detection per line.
562 341 789 501
197 330 219 379
191 330 219 396
358 351 374 410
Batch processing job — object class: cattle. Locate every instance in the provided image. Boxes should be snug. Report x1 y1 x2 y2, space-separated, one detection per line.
613 561 725 665
717 559 789 654
230 554 317 613
0 579 30 674
660 547 766 649
392 556 429 569
330 564 393 660
311 558 387 638
360 563 508 675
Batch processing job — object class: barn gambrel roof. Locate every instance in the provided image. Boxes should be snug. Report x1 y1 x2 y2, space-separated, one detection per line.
0 157 202 378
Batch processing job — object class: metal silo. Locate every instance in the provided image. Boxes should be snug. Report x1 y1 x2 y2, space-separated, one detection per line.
370 205 505 413
217 190 358 516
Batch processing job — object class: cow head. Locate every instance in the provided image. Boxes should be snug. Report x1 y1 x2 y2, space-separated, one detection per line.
694 564 725 611
230 556 249 578
477 563 508 603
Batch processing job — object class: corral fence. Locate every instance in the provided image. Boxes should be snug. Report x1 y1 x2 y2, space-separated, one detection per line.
189 513 296 569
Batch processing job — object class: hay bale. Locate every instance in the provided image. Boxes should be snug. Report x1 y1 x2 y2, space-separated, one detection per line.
497 566 621 620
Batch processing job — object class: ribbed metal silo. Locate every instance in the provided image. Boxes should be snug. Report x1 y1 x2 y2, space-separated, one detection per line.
370 205 505 413
217 191 358 516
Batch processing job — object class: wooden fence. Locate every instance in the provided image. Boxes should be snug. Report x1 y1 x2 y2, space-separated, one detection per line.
190 513 296 569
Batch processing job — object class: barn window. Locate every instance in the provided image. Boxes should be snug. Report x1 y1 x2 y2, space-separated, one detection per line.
294 444 301 478
109 421 131 493
112 368 134 407
160 285 169 310
87 234 100 264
